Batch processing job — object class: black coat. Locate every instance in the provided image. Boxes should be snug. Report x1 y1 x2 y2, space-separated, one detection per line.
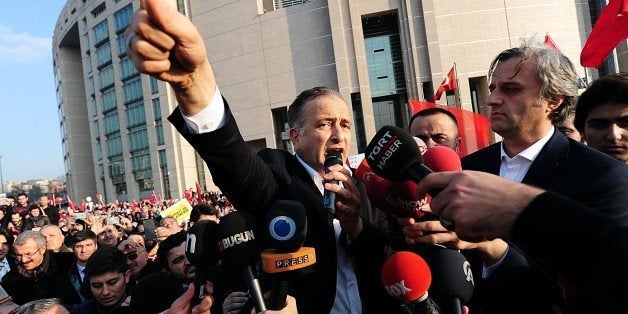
169 102 393 313
461 130 628 313
3 251 80 306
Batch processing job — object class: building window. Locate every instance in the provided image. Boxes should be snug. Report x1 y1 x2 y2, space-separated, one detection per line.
150 76 159 94
155 122 164 145
114 182 127 195
89 98 97 116
93 120 100 140
152 98 161 120
87 76 95 96
272 107 291 151
116 34 126 56
119 57 138 80
103 112 120 135
131 154 151 172
81 33 90 53
96 140 103 160
122 77 143 103
128 127 149 152
272 0 311 9
158 149 171 199
469 76 488 115
92 19 109 45
101 88 117 112
95 42 112 68
99 65 114 89
106 134 123 158
91 2 107 18
126 102 146 127
113 4 133 33
137 178 154 192
109 159 125 176
363 14 406 98
84 54 92 73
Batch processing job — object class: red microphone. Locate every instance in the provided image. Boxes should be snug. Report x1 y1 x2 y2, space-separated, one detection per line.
381 251 432 302
357 159 430 219
422 146 462 172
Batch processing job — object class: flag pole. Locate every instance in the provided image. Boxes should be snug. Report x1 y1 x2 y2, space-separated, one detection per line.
454 62 461 108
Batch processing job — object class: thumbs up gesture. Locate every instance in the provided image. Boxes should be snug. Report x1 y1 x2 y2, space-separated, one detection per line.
127 0 216 116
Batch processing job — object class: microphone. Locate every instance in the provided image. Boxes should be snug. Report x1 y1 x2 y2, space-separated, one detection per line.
423 146 462 172
323 150 343 224
423 248 474 314
365 125 433 183
185 219 219 304
260 200 316 310
381 251 439 313
217 211 266 313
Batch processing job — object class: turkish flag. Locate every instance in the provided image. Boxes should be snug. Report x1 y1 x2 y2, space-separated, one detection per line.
195 182 203 203
431 66 457 102
581 0 628 68
409 99 491 157
544 34 561 52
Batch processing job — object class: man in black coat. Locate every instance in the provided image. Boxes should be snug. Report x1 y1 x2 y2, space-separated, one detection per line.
3 230 80 306
125 1 391 313
402 42 628 313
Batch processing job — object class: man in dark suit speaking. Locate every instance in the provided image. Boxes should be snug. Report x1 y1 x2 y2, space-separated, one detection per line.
125 1 389 313
402 41 628 313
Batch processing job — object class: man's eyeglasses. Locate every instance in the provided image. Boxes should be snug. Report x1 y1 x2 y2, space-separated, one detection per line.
15 246 43 260
125 251 139 261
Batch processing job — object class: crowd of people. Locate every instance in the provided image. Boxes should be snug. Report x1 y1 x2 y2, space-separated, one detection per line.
0 0 626 313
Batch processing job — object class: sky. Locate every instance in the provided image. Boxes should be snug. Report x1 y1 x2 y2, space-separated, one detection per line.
0 1 67 183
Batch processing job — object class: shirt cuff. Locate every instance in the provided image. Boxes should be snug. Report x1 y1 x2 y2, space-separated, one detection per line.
482 244 510 278
181 86 227 134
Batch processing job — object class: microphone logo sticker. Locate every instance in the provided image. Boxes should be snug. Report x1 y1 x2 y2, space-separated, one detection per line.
463 261 474 286
268 216 296 241
384 280 411 296
218 230 256 250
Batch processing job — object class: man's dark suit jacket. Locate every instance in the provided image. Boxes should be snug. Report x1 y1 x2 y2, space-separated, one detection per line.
169 103 392 313
461 130 628 313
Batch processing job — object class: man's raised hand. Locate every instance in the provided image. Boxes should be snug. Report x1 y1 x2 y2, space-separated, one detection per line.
127 0 216 115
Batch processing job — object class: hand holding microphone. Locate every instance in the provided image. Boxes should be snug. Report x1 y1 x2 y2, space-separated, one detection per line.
323 151 363 238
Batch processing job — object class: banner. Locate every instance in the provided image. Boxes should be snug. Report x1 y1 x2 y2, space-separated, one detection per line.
161 198 193 223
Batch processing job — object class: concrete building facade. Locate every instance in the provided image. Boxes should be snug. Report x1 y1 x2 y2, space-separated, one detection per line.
53 0 619 202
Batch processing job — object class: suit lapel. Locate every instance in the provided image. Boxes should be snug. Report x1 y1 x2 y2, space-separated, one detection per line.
522 131 569 185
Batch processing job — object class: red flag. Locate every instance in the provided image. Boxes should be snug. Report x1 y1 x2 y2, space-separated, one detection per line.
114 199 120 209
581 0 628 68
66 195 76 211
150 191 158 204
195 182 203 203
130 199 138 212
184 189 193 203
409 99 491 157
80 199 86 212
431 66 457 102
543 34 561 52
50 194 56 206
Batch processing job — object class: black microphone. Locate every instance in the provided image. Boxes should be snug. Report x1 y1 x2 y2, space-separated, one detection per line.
323 150 343 225
365 125 434 183
217 211 266 313
185 220 219 304
260 200 315 310
364 125 455 228
423 248 474 314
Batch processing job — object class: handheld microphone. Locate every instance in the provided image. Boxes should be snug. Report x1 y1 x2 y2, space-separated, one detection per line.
364 126 459 228
424 248 474 314
323 150 343 224
381 251 439 313
185 220 219 304
217 211 266 313
422 146 462 172
261 200 316 310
